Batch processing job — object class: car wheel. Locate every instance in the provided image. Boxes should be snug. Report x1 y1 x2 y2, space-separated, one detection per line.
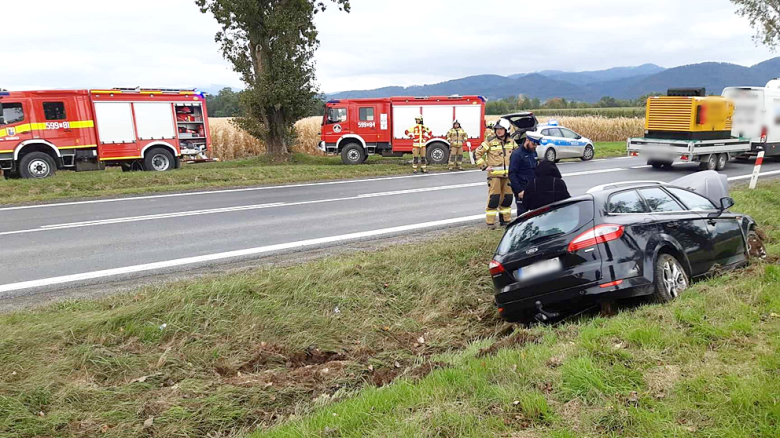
544 148 556 162
581 145 595 161
747 229 768 260
19 152 57 179
716 153 728 171
426 142 449 165
700 154 718 171
653 253 689 303
143 148 175 172
340 143 366 165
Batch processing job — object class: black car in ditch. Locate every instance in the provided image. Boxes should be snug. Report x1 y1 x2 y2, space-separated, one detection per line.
490 174 766 322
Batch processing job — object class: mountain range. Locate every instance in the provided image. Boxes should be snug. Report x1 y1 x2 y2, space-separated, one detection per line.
327 58 780 103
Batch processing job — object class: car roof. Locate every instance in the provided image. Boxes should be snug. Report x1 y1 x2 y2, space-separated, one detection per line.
586 181 667 194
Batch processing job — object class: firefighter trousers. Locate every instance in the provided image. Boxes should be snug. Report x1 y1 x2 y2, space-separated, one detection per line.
412 146 427 172
448 146 464 170
486 177 513 225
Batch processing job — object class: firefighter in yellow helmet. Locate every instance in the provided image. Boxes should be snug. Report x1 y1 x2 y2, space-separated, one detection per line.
446 119 469 171
405 115 432 174
474 118 519 228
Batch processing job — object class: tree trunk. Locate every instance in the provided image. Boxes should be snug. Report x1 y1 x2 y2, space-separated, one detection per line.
266 108 289 156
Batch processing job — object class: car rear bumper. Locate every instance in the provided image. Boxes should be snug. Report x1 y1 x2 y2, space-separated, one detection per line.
495 275 652 320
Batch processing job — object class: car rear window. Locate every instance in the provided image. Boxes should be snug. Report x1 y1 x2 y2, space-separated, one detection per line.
608 190 648 213
497 201 593 255
639 188 684 212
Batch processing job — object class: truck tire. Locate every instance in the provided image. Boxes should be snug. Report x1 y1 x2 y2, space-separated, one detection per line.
426 142 449 165
19 152 56 179
144 148 175 172
716 153 728 170
700 154 718 171
340 143 366 165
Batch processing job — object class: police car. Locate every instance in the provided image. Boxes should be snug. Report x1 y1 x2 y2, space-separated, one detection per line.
533 121 595 162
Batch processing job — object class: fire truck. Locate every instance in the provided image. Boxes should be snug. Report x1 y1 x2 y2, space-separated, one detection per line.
319 95 486 165
0 88 212 179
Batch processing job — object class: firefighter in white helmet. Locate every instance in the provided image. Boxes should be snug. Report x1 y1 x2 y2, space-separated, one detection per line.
474 118 518 228
405 115 432 174
446 119 469 171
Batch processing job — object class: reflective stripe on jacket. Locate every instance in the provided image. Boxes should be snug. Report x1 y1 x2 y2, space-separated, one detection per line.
405 124 432 147
446 128 468 147
474 136 518 178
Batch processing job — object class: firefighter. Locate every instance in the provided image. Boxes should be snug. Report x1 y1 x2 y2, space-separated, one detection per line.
405 115 432 174
446 119 468 171
484 120 495 141
474 118 518 228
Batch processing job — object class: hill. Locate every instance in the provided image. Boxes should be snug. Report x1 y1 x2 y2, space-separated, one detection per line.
327 58 780 102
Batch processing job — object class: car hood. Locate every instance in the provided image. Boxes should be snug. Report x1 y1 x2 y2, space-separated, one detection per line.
670 170 729 204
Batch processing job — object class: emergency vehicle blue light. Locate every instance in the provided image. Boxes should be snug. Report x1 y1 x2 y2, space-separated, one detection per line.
327 100 341 104
0 92 10 96
548 120 559 126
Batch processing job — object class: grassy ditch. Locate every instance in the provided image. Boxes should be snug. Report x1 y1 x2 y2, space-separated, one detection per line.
0 142 624 206
1 182 776 438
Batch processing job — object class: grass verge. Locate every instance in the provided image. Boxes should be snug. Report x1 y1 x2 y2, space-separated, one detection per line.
0 142 624 206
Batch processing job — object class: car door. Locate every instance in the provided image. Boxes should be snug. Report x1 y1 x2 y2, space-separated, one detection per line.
559 128 583 158
32 97 83 149
666 187 748 268
357 105 378 143
546 128 569 157
638 187 713 277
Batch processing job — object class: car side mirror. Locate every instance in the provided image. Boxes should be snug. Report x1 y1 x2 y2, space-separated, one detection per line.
576 135 582 139
720 197 735 211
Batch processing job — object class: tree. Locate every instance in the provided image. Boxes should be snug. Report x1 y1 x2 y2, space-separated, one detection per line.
732 0 780 50
196 0 350 155
206 87 242 117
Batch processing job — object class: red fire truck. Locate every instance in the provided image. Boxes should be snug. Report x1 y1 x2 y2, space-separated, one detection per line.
319 95 486 165
0 88 212 179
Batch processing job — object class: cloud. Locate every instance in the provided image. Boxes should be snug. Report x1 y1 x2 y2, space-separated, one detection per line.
1 0 774 94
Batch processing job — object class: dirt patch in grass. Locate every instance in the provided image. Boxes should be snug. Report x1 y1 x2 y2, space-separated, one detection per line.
476 329 543 358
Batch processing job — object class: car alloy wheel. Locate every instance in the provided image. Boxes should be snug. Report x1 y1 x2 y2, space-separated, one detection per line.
545 148 556 162
661 258 687 298
582 145 594 161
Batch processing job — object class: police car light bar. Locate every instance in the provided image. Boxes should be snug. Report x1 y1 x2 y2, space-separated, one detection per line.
548 120 559 126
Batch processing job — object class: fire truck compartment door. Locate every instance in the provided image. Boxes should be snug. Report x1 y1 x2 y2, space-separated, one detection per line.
134 103 176 140
421 105 452 137
455 105 482 139
94 102 136 144
392 106 421 139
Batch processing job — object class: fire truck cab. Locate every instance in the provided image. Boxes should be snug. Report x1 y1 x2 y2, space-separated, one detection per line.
319 95 486 165
0 88 212 178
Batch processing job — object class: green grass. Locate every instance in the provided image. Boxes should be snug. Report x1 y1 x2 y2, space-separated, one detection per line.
1 179 777 437
594 142 626 159
0 143 624 206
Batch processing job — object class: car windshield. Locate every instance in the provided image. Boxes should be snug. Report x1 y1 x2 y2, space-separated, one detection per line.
497 201 593 255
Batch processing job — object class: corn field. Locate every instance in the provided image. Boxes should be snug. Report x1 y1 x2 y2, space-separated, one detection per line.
209 115 644 161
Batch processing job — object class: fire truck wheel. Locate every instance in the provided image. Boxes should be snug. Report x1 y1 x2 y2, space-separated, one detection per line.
427 142 449 165
19 152 56 179
340 143 366 165
144 148 175 172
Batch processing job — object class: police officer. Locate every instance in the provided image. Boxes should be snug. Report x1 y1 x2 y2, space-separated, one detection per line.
509 131 541 216
474 118 518 228
405 115 432 174
446 119 468 171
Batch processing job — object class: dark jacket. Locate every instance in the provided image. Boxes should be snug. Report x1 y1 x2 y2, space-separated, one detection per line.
522 161 571 211
509 145 538 196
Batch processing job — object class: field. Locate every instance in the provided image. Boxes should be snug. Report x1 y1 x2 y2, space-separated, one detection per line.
208 116 644 161
1 181 779 438
521 107 645 119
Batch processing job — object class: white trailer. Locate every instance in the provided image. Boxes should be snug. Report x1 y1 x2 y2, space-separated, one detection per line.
723 80 780 157
626 137 752 170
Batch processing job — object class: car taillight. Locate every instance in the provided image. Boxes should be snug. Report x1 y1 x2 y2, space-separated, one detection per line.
568 224 625 253
696 104 708 125
489 260 505 276
761 126 768 143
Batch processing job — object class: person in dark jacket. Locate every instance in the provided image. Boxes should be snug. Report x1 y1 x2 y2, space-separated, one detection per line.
509 131 541 215
523 160 571 211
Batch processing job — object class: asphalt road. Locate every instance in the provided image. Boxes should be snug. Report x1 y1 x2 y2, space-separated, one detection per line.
2 155 779 305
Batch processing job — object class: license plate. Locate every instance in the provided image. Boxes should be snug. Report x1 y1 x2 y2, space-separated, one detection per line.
516 258 562 281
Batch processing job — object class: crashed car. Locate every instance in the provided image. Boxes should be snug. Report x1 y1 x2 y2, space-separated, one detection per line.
489 171 767 323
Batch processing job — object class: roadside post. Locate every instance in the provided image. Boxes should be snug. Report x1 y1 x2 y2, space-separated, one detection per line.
467 142 475 165
749 150 765 190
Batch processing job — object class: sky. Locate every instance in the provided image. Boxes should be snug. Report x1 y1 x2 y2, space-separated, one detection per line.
1 0 776 94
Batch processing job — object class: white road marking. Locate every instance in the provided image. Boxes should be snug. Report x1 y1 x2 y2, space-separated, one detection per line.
611 156 634 160
0 182 485 236
0 213 486 294
631 165 652 169
727 170 780 181
0 170 482 212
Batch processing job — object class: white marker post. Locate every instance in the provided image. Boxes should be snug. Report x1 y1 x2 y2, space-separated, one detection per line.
749 151 765 190
467 141 475 165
